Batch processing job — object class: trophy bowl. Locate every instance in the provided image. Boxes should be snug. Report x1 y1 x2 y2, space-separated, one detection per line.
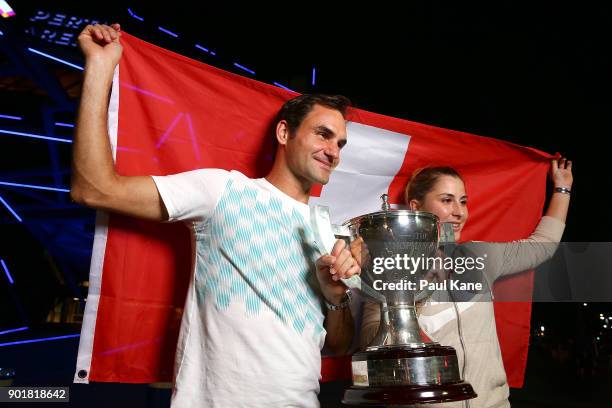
340 200 477 406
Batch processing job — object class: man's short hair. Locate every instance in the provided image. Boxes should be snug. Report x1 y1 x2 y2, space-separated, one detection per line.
275 94 352 138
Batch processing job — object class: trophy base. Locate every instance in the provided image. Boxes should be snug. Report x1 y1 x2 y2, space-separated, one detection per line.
342 382 477 406
343 345 477 405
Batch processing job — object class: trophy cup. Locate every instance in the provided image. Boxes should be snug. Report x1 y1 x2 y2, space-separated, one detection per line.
311 195 476 406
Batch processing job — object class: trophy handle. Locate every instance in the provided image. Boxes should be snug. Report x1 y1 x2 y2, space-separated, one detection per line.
413 222 457 303
439 222 456 246
309 205 386 304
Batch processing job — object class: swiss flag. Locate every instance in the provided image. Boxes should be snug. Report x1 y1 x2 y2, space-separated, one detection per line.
74 32 552 388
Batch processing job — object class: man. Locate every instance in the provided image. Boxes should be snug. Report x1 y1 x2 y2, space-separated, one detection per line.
72 23 360 407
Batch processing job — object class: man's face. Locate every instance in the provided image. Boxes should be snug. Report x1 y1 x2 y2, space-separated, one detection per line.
282 104 347 185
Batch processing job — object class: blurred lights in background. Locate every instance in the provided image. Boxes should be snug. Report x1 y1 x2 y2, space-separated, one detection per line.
0 0 15 18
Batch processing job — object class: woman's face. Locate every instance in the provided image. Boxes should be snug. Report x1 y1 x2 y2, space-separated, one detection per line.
409 175 468 241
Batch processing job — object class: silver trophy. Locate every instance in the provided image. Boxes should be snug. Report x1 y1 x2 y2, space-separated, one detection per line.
311 195 476 405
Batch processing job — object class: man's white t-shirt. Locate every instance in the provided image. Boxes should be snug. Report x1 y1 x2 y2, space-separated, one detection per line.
151 169 326 408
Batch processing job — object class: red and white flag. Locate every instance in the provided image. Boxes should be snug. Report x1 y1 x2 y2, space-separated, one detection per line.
74 33 552 387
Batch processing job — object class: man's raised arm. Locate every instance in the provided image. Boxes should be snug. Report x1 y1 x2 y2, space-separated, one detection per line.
70 23 168 221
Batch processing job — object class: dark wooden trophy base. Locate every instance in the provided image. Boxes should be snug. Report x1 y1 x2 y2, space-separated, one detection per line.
342 345 477 406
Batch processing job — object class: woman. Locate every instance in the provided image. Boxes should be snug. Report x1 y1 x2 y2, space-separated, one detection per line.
360 157 573 408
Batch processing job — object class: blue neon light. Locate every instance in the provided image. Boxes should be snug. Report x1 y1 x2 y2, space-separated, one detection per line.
0 114 22 121
273 82 295 92
233 62 256 75
158 26 178 38
0 334 80 347
27 48 84 71
312 67 316 86
0 181 70 193
55 122 74 128
0 129 72 143
0 327 29 336
195 44 209 53
1 259 14 284
0 194 23 222
127 8 144 22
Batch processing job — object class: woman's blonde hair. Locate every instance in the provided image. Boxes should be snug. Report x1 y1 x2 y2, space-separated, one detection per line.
405 166 464 204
